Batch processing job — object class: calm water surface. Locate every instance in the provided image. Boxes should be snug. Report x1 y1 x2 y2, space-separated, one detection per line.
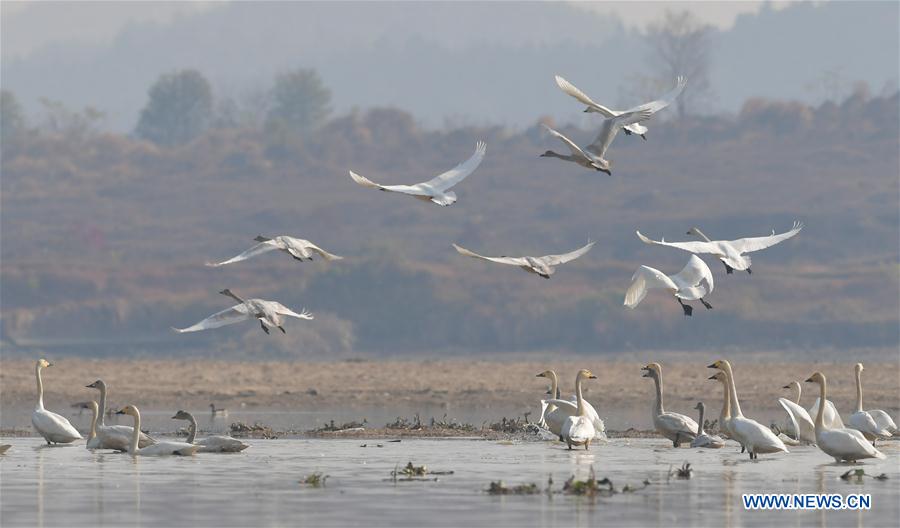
1 437 898 527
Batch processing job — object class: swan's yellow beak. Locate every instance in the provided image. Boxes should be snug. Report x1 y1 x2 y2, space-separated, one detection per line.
707 374 718 380
707 361 721 369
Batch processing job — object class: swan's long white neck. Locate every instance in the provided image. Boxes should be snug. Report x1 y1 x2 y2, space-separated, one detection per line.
854 367 864 413
88 403 98 442
789 381 801 405
718 379 731 422
692 229 712 242
547 371 559 400
652 371 665 416
185 414 198 444
128 409 141 455
814 379 827 431
721 363 743 418
575 375 586 416
97 383 108 427
696 404 706 435
34 363 45 410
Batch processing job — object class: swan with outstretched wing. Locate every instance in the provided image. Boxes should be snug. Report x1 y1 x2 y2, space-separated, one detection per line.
625 255 714 316
452 241 594 278
174 289 312 335
207 235 342 267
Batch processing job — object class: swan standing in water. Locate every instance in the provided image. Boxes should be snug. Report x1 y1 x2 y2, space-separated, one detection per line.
173 289 313 334
624 255 714 316
691 402 725 449
641 363 698 447
560 369 599 450
172 410 249 452
453 241 594 279
777 381 816 445
86 379 155 450
554 75 686 139
116 405 197 456
348 141 486 206
847 363 895 444
207 235 343 267
537 370 607 440
540 111 649 175
707 360 788 459
636 222 803 275
31 359 82 445
804 372 885 462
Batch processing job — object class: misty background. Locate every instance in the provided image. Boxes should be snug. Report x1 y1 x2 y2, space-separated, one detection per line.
1 1 898 360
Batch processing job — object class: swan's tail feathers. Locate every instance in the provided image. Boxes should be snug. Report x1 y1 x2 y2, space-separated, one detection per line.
298 309 314 320
348 170 382 190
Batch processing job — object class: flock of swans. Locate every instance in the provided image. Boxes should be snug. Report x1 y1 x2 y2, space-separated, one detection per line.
537 360 895 461
19 74 894 465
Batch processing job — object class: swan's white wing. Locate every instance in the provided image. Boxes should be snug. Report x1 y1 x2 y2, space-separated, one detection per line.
625 76 687 114
869 410 898 433
728 221 803 254
206 241 279 267
584 108 651 158
422 141 486 192
624 265 678 308
810 398 845 429
541 241 595 266
304 242 344 261
543 125 591 160
269 302 314 320
348 170 431 196
32 409 82 440
635 231 722 255
452 244 529 266
820 429 884 459
282 238 343 261
554 75 619 117
658 412 699 436
671 255 714 293
173 304 250 333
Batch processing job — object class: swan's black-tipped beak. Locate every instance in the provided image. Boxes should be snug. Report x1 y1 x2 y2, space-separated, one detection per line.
171 415 179 420
804 377 815 383
588 375 597 379
583 108 590 113
782 385 791 389
535 373 546 378
706 363 718 369
545 390 552 395
707 375 718 380
115 409 125 415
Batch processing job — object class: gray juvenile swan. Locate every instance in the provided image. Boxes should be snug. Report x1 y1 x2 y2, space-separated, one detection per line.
539 110 650 175
207 235 343 267
452 241 594 279
173 289 313 334
641 363 698 447
117 405 197 456
691 402 725 448
172 410 249 453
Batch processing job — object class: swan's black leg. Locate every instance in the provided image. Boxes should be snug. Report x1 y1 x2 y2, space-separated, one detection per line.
746 268 752 275
678 299 693 316
673 432 680 447
278 325 286 334
741 445 745 453
624 129 632 135
292 256 303 261
641 134 647 141
724 262 734 274
260 320 270 334
701 298 713 310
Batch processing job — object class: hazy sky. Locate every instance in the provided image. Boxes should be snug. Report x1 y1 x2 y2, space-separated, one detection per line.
1 1 795 60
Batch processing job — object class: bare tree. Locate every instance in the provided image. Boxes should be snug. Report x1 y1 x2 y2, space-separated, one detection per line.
646 10 714 118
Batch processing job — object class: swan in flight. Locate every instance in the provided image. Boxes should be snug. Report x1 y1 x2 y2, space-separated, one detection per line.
173 289 313 334
116 406 197 456
708 360 788 459
805 372 885 462
453 241 594 279
540 110 650 175
560 369 599 450
348 141 486 206
555 75 687 139
641 363 698 447
691 402 725 448
847 363 895 444
624 255 714 316
172 410 249 452
777 381 816 445
86 379 155 450
636 221 803 275
207 236 343 267
537 370 606 440
32 359 82 444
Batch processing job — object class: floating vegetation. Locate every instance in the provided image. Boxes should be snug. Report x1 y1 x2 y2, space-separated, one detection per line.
387 461 455 482
840 469 889 482
301 472 328 487
487 481 540 495
230 421 276 439
399 462 427 477
485 416 530 434
386 414 476 433
670 462 693 480
386 415 423 430
312 419 367 433
360 443 384 448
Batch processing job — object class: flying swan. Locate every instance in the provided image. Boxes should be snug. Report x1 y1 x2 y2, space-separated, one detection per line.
540 110 650 174
348 141 486 206
173 289 313 334
636 222 803 275
642 363 698 447
207 235 343 267
555 75 687 139
32 359 82 445
805 372 885 462
624 255 714 316
453 241 594 279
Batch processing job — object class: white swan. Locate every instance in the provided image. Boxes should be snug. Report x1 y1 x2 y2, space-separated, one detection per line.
808 397 845 429
707 360 788 459
641 363 698 447
540 111 650 174
624 255 714 316
707 371 736 441
560 369 598 450
207 235 342 267
31 359 82 444
172 410 249 453
847 363 894 444
537 370 607 440
777 381 817 445
116 405 197 456
805 372 885 462
86 379 154 450
636 222 803 275
348 141 485 206
691 402 725 448
173 289 313 334
555 75 687 139
453 241 594 279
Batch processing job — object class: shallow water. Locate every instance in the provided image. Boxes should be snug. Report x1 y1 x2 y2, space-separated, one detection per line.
1 436 898 527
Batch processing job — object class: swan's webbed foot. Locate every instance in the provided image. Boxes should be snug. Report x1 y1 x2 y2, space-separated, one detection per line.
700 298 713 310
741 445 745 453
624 129 632 135
292 256 304 261
673 432 681 447
746 268 752 275
278 326 286 334
260 321 270 334
724 263 734 274
678 299 693 317
584 440 590 451
640 134 647 141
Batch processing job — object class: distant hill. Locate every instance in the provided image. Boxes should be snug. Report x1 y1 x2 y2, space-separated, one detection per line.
1 89 897 358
